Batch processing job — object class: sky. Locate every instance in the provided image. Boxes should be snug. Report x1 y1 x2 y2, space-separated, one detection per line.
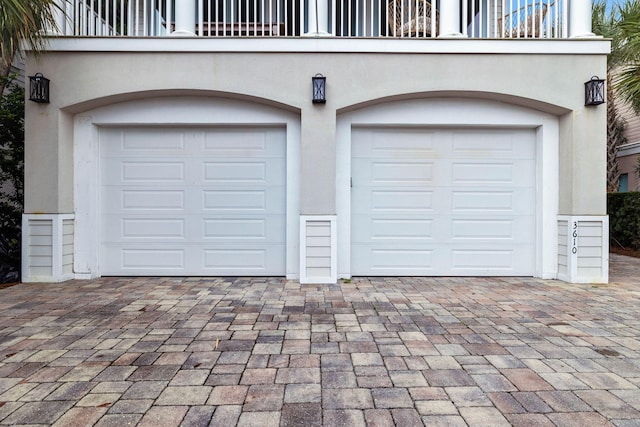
606 0 624 10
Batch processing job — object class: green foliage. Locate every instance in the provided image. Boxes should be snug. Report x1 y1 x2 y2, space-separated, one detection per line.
608 192 640 250
611 0 640 114
0 0 60 94
0 75 24 282
593 0 625 68
0 0 59 58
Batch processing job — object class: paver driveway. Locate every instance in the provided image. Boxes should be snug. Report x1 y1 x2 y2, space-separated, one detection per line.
0 254 639 426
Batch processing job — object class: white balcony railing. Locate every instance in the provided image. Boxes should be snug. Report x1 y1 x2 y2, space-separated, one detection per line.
52 0 579 39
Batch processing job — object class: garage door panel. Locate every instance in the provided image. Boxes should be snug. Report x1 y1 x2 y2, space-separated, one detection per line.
451 249 514 271
451 160 534 186
353 128 438 158
352 215 434 240
201 188 284 213
202 128 284 156
202 216 285 242
354 243 532 275
203 190 266 211
102 244 285 275
352 162 436 184
202 158 285 185
104 216 282 243
450 246 534 274
353 214 533 241
100 126 286 276
117 248 186 270
451 190 514 212
101 128 188 156
451 188 533 214
369 218 433 240
118 218 186 240
103 187 285 214
352 190 434 213
203 249 267 270
101 160 185 185
108 189 186 211
367 248 435 272
368 161 434 185
452 130 535 158
450 217 531 241
352 127 535 276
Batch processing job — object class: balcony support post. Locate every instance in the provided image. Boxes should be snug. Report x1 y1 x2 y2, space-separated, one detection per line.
569 0 595 38
305 0 330 36
438 0 464 38
173 0 197 36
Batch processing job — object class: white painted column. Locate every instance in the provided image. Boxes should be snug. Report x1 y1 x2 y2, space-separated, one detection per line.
569 0 595 38
305 0 330 35
438 0 463 37
438 0 464 37
172 0 196 36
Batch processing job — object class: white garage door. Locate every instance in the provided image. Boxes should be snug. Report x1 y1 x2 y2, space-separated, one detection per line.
100 126 286 276
352 127 536 276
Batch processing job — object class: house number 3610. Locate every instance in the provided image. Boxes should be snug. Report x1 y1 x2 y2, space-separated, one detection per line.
571 222 578 254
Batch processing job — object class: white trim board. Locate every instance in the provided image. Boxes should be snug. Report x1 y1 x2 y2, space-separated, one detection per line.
42 37 611 55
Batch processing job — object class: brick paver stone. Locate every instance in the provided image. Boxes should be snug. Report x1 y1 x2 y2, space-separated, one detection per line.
371 387 414 408
323 409 366 427
107 399 154 414
323 388 374 409
280 403 322 427
243 385 285 411
137 405 189 427
364 409 395 427
0 255 639 426
207 385 248 405
459 407 512 427
2 401 75 425
51 407 107 427
155 385 212 406
237 411 280 427
284 383 322 403
209 405 242 426
181 406 216 427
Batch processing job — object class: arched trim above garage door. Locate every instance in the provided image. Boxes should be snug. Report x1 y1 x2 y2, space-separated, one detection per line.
336 97 559 279
74 95 300 279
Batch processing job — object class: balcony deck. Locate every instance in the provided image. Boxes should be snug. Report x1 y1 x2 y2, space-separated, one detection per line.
55 0 570 40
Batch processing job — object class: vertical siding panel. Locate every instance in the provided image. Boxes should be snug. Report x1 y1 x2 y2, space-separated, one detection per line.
300 216 337 284
22 214 75 282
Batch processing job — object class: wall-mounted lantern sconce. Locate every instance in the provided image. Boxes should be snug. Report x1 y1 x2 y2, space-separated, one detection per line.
585 76 605 106
312 74 326 104
29 73 50 103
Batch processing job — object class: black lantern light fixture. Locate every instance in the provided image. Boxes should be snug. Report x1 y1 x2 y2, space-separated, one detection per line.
312 73 326 104
584 76 605 106
29 73 50 103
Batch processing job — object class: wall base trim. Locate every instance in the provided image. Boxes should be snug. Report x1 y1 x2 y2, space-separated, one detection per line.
557 215 608 284
300 215 337 284
22 214 75 283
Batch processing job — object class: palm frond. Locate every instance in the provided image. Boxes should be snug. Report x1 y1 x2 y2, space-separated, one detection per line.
0 0 59 64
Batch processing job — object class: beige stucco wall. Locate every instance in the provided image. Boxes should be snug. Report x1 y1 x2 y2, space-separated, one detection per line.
24 40 608 216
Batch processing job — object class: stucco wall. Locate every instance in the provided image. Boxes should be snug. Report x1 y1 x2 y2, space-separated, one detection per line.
24 39 608 216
